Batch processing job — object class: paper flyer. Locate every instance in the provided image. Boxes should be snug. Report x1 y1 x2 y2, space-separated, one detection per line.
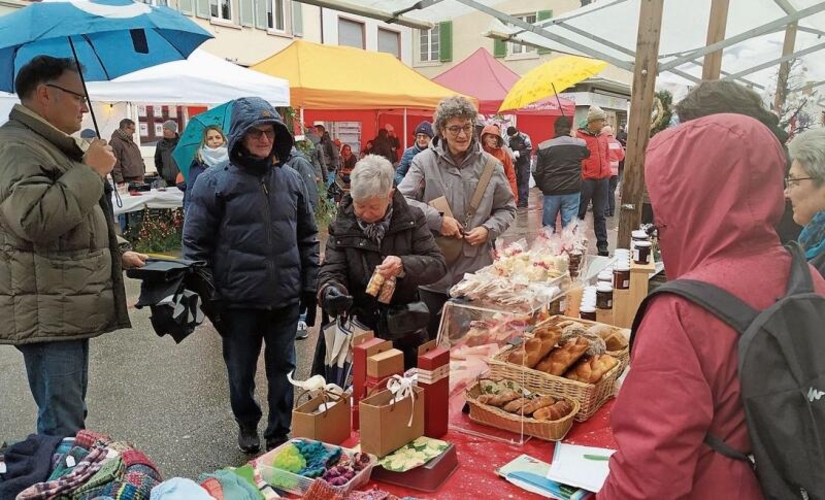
547 443 616 493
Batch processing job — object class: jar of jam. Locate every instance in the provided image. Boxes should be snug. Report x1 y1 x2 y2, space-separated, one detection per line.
634 241 652 265
596 283 614 310
613 263 630 290
597 269 613 285
580 305 597 321
631 229 650 251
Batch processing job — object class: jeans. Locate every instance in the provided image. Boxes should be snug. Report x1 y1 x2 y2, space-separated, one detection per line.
579 177 610 251
542 193 581 232
516 160 531 207
608 175 619 216
16 339 89 437
222 304 299 441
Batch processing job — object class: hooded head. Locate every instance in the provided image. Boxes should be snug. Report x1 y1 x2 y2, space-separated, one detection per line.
481 124 504 150
645 114 786 278
227 97 293 166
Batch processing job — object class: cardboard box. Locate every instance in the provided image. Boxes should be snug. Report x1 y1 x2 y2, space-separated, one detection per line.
417 341 450 438
359 386 425 458
367 348 404 379
292 393 351 445
352 337 391 431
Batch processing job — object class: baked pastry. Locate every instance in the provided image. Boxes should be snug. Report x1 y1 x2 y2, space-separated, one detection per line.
533 400 574 421
477 390 521 407
519 396 557 415
502 397 531 413
506 328 561 367
564 354 619 384
534 337 589 376
589 325 629 351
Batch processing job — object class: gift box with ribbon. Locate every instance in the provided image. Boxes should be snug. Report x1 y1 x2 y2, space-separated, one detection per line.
289 372 351 445
359 373 425 458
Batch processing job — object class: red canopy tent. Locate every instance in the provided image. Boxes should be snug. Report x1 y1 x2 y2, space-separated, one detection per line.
433 48 576 147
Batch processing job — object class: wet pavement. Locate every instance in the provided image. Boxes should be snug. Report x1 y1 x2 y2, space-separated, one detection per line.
0 187 618 479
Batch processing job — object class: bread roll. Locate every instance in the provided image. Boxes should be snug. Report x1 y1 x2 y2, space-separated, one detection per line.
589 324 629 351
533 400 574 421
564 354 619 384
502 397 530 413
477 390 521 407
520 396 557 415
534 337 589 376
507 328 561 368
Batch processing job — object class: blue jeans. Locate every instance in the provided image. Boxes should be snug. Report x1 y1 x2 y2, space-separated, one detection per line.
542 193 581 232
516 160 531 207
16 339 89 437
579 178 610 251
222 305 299 441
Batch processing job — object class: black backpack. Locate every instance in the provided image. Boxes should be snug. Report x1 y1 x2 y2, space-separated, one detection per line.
631 242 825 499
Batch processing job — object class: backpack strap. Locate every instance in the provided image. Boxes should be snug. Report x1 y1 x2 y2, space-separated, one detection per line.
630 279 759 351
785 241 815 295
704 434 754 466
464 154 497 227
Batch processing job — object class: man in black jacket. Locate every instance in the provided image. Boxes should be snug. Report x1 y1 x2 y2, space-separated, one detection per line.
183 97 319 454
507 126 532 208
534 117 590 232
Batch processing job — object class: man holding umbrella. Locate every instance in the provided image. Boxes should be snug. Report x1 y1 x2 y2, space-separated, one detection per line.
0 56 147 437
183 97 319 453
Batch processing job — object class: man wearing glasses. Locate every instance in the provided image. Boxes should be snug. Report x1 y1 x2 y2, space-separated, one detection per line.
0 55 147 437
183 97 319 454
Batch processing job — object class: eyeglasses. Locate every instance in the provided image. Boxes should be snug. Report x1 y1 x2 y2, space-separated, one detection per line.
445 124 474 137
45 83 88 105
247 128 276 140
784 176 815 189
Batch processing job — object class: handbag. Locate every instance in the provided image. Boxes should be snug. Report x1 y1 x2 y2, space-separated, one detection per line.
430 155 498 264
384 301 430 340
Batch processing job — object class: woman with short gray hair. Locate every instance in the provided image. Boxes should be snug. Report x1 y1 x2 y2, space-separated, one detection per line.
317 155 447 368
786 128 825 274
398 95 516 339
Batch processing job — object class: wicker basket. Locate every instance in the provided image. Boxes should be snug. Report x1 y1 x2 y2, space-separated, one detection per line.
488 346 622 422
464 381 579 441
536 315 631 371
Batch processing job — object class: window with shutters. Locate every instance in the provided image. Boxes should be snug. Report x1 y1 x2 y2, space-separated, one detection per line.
338 17 364 49
378 28 400 59
510 13 537 55
419 26 439 62
292 1 303 36
210 0 232 20
177 0 193 13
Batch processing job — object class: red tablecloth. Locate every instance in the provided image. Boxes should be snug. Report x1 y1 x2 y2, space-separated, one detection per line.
353 396 616 499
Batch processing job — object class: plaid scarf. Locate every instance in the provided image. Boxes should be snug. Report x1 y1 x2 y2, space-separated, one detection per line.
357 206 393 245
799 211 825 261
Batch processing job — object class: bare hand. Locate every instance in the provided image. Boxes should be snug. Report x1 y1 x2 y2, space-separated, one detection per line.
464 226 489 246
376 255 403 278
84 139 116 177
122 251 148 270
440 216 464 238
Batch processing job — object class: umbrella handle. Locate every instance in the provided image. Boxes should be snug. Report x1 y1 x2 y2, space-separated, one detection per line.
68 36 101 139
551 82 565 118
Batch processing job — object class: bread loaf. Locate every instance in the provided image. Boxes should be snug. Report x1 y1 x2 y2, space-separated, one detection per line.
502 397 530 413
519 396 557 415
589 324 629 351
533 400 574 421
534 337 589 376
564 354 619 383
477 390 521 407
507 328 560 368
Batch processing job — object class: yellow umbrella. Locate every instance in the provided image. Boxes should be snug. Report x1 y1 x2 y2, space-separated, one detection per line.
499 55 608 113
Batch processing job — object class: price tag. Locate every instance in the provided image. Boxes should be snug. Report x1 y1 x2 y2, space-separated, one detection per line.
66 455 76 468
0 461 7 474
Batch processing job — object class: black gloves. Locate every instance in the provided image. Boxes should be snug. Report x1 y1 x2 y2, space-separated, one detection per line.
322 286 353 317
300 291 318 327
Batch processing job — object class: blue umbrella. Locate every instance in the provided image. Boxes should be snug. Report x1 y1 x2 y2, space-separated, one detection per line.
0 0 213 133
172 100 233 181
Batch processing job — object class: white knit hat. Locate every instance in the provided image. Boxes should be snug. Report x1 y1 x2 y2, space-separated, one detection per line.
587 106 606 123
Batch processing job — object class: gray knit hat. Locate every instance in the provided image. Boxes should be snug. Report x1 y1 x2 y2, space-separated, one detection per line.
587 106 606 123
162 120 178 133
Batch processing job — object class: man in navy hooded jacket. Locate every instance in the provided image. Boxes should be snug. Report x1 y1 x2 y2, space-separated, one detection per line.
183 97 320 453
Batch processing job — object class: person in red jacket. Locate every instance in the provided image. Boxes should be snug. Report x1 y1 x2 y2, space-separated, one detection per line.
481 124 518 200
601 125 625 217
577 106 611 255
598 113 825 499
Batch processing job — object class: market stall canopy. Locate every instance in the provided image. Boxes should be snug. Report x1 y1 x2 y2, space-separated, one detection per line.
250 40 474 110
433 48 575 116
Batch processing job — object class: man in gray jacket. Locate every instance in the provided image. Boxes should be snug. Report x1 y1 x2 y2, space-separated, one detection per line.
398 96 516 338
0 56 147 437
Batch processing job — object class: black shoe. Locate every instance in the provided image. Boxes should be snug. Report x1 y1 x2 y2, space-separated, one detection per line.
296 320 309 340
266 435 289 451
237 426 260 454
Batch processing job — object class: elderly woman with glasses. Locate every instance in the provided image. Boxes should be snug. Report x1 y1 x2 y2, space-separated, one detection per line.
786 128 825 274
398 96 517 339
318 155 447 368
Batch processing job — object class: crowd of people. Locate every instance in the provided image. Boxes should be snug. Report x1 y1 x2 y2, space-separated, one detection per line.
3 53 825 499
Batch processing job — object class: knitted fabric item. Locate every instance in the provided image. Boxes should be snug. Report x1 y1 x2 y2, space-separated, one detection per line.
47 446 90 481
800 211 825 261
74 430 112 450
198 470 262 500
293 441 342 479
72 456 125 495
0 434 62 500
51 439 76 470
121 450 162 479
300 480 345 500
198 478 224 500
17 443 110 500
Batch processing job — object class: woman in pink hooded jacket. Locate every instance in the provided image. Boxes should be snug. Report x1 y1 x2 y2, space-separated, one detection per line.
598 114 825 499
